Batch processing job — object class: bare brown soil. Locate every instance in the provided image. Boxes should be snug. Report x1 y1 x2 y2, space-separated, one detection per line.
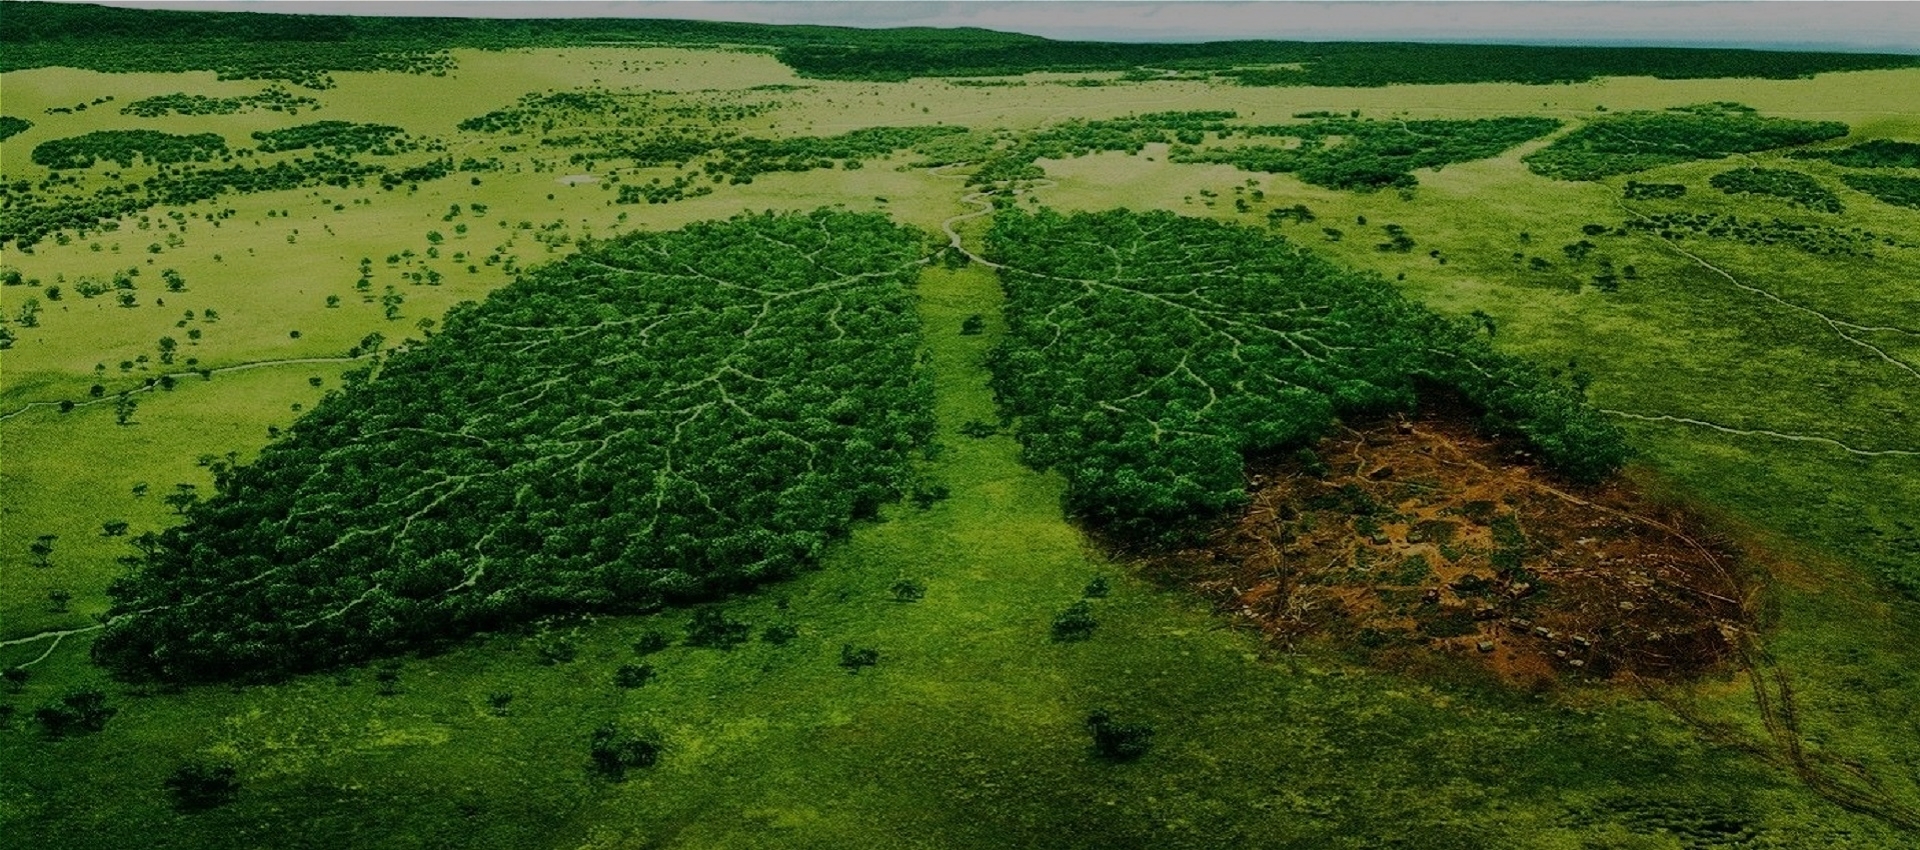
1136 405 1754 686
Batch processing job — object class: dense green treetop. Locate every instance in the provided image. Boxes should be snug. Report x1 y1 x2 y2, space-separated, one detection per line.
1842 173 1920 210
1790 139 1920 169
1172 116 1561 190
1525 104 1849 180
0 116 33 142
250 120 410 154
5 1 1913 89
1709 167 1843 213
30 129 229 170
94 209 937 681
984 208 1626 538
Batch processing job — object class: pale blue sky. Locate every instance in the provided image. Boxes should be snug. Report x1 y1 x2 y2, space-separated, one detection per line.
92 2 1920 53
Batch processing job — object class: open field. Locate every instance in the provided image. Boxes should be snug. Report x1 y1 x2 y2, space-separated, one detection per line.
4 24 1920 848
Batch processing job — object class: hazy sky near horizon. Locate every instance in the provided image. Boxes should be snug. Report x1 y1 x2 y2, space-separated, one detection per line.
89 2 1920 53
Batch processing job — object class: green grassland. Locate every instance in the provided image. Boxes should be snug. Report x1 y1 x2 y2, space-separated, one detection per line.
5 36 1920 848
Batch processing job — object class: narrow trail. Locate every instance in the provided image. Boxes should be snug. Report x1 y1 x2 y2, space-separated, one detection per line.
1601 409 1920 458
0 354 372 424
0 624 107 668
1615 198 1920 381
929 163 1055 267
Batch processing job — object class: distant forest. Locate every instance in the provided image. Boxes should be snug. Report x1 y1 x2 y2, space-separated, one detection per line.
4 1 1915 89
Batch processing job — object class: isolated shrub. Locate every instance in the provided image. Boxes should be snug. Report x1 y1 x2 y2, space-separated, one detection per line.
612 663 655 689
685 609 750 650
588 724 661 780
631 632 671 656
1085 709 1154 761
1051 601 1098 642
34 687 116 737
838 644 879 673
165 761 240 811
890 579 927 602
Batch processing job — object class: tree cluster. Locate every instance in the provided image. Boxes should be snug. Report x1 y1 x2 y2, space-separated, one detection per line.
779 40 1920 87
964 111 1238 187
0 116 31 142
1171 116 1561 190
984 208 1626 539
1709 167 1843 212
1622 181 1686 200
251 120 410 155
121 85 318 117
1788 139 1920 169
1523 104 1848 180
30 129 229 170
1841 173 1920 210
1622 211 1905 257
94 210 936 682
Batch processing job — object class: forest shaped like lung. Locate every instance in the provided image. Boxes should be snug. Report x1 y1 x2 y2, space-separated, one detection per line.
984 207 1628 539
95 210 937 681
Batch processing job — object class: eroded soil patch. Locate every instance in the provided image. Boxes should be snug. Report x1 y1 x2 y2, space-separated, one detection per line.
1140 405 1751 686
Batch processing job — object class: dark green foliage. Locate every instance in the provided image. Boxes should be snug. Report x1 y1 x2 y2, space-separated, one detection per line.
251 120 409 154
838 644 879 672
909 482 950 509
1172 116 1560 191
780 39 1920 86
1622 211 1905 257
1841 173 1920 210
0 155 409 247
1084 709 1153 761
122 86 317 117
616 175 713 205
1524 104 1848 180
531 633 578 665
959 313 986 335
684 609 751 650
486 690 513 715
1082 576 1111 599
1789 139 1920 169
164 761 240 811
761 623 798 645
700 126 969 180
93 210 934 682
1623 181 1686 200
890 579 927 602
33 686 115 737
612 663 655 689
2 667 29 692
985 208 1626 539
967 111 1236 187
0 116 31 141
588 723 660 779
6 2 1913 90
1710 167 1843 212
1051 601 1098 642
31 129 228 170
631 631 671 656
